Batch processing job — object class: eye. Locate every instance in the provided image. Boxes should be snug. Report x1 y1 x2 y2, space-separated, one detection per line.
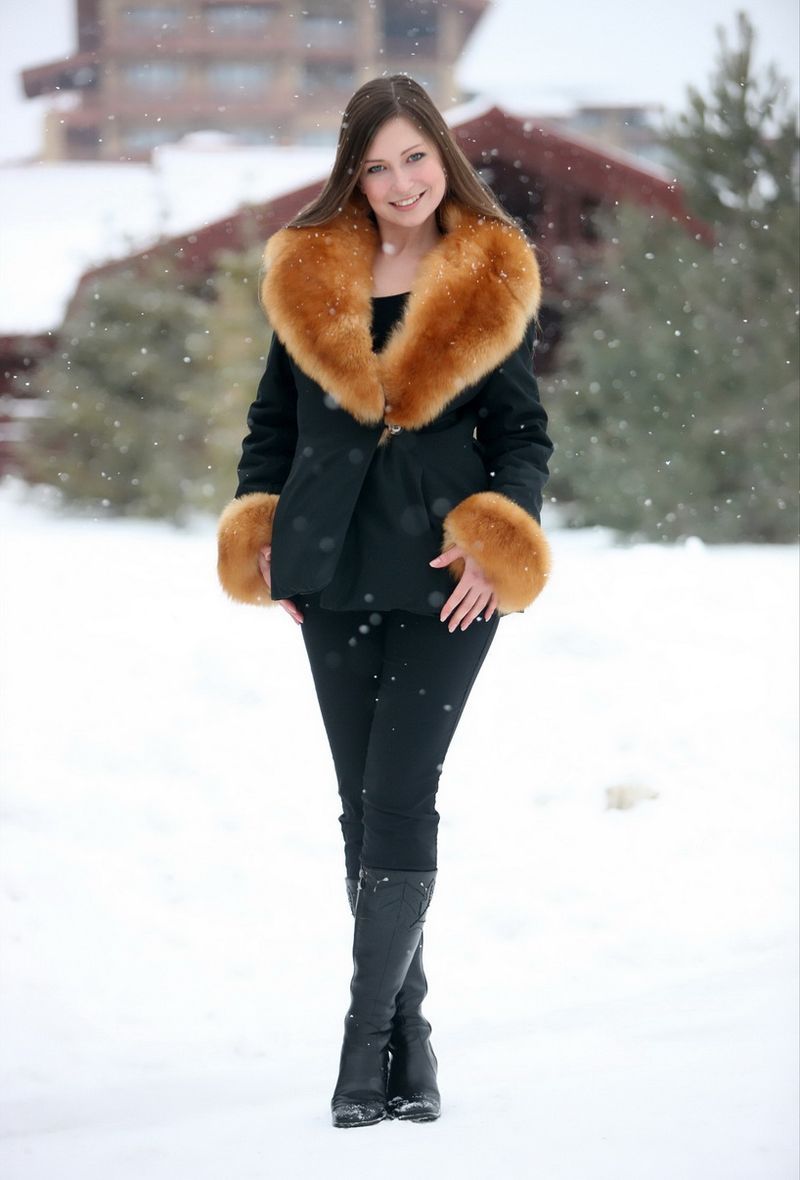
408 151 426 162
366 164 384 174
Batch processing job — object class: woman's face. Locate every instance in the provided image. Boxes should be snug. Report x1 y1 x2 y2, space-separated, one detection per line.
358 116 447 232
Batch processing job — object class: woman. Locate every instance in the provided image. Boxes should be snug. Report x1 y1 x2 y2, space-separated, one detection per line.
217 75 554 1129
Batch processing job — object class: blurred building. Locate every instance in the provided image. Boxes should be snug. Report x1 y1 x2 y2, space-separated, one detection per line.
548 103 670 169
547 102 665 167
21 0 489 162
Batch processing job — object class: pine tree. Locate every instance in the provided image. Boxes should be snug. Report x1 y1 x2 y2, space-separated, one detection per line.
548 10 799 542
23 244 268 522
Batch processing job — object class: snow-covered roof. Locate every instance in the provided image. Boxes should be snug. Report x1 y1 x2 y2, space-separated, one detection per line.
0 100 666 337
0 138 334 336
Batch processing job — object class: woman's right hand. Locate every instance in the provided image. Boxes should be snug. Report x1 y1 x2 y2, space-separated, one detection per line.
258 544 304 624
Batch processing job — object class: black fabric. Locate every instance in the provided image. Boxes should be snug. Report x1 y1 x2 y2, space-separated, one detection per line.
235 296 554 612
370 289 410 349
296 590 500 874
313 293 455 614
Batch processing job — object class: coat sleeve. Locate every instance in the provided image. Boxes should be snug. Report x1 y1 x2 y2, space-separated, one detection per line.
217 332 299 606
439 321 554 614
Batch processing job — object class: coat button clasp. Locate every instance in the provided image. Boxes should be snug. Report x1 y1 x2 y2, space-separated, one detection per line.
386 424 403 434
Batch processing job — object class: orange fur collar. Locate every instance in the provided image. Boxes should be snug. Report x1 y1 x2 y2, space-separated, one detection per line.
259 196 542 431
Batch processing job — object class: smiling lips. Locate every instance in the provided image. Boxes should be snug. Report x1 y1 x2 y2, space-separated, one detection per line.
390 191 425 208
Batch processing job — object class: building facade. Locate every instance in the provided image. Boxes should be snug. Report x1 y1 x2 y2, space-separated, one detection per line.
22 0 489 161
548 103 671 169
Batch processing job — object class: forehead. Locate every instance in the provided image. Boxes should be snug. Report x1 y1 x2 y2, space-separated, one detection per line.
365 116 430 159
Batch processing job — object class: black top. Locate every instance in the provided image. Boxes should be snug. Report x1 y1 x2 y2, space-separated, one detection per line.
370 290 410 346
302 291 456 614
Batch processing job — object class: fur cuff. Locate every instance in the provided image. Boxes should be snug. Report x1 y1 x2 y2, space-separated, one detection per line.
217 492 280 605
441 491 552 614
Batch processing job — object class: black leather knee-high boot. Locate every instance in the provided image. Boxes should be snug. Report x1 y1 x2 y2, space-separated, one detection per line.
345 876 441 1121
331 866 437 1128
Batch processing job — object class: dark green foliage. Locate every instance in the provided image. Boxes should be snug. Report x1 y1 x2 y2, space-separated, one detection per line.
23 246 268 522
662 10 799 229
549 10 799 542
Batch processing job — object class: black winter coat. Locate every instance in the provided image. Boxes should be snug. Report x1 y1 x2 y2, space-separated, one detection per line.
217 196 555 617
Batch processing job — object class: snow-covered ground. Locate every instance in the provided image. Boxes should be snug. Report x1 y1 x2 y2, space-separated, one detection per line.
0 485 797 1179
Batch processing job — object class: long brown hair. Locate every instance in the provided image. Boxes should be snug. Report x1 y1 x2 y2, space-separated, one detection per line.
286 74 520 233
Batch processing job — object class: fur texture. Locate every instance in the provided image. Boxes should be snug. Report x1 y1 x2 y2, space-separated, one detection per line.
217 492 280 605
260 196 542 430
218 198 551 613
441 491 552 614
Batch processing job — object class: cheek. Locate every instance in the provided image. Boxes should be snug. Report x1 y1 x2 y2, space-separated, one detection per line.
420 160 446 189
363 172 389 197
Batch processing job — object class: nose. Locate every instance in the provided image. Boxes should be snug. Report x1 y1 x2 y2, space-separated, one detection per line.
394 182 415 195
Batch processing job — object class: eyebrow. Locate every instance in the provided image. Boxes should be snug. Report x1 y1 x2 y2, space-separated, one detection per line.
363 143 424 163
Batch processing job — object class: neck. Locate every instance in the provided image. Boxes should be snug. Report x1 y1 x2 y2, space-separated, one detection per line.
372 211 442 258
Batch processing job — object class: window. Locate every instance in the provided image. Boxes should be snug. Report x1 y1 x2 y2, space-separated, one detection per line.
620 108 650 128
300 0 352 11
122 6 183 32
301 15 355 47
300 61 354 93
121 61 188 92
205 5 275 34
208 61 274 93
71 64 98 89
573 109 606 129
66 126 102 151
122 124 180 149
383 1 438 56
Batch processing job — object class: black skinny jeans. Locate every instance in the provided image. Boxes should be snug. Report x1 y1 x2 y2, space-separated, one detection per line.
294 591 500 876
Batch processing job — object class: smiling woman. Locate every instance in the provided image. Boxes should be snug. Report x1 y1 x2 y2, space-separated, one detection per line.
356 120 449 293
215 73 554 1132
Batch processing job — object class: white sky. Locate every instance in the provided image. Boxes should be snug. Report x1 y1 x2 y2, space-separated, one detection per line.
0 0 798 164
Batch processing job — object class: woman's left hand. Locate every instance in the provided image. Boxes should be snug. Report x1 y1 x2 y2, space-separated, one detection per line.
429 545 498 631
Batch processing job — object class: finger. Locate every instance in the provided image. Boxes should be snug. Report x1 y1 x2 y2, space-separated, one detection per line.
440 581 470 622
278 599 304 624
447 587 481 632
483 593 498 621
430 545 463 568
448 587 481 631
460 592 491 630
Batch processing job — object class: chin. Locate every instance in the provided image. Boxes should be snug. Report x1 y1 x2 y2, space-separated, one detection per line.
385 207 426 223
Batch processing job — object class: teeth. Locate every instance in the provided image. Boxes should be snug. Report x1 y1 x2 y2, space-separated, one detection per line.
392 193 423 207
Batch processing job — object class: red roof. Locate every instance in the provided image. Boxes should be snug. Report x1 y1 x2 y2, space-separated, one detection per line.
68 103 711 315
